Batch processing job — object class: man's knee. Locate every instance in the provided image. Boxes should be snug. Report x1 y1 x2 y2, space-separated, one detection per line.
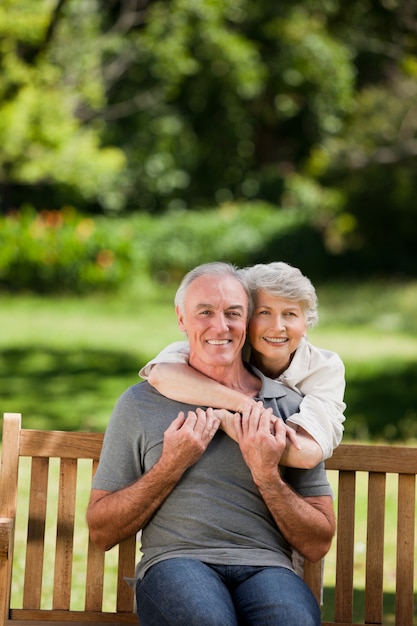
285 603 321 626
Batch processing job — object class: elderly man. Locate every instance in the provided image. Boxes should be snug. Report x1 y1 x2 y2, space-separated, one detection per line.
87 262 335 626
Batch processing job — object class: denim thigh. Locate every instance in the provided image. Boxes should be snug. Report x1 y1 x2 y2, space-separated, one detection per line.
135 558 239 626
136 559 320 626
230 565 321 626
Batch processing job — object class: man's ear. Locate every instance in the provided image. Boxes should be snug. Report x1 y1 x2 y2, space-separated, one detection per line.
176 305 186 332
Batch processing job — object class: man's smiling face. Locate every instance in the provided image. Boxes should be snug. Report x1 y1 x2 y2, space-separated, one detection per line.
176 274 249 373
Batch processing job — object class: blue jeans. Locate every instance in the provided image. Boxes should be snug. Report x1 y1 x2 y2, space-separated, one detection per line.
135 558 321 626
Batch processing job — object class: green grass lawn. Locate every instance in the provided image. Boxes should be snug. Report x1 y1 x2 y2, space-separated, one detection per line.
0 282 181 431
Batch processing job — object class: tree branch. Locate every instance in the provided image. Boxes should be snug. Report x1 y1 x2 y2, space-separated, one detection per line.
109 0 149 34
20 0 68 63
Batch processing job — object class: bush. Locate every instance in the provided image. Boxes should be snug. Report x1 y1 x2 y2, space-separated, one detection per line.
140 202 315 283
0 207 142 293
0 202 316 293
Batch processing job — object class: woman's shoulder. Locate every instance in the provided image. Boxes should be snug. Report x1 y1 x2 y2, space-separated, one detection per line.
301 338 344 368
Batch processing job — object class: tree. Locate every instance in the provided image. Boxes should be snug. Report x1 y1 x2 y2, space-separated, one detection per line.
0 0 125 212
1 0 416 275
101 0 356 212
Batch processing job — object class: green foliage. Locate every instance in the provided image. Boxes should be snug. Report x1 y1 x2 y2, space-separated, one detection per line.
118 0 357 212
0 0 126 211
0 207 139 293
0 202 316 293
142 202 312 280
346 361 417 442
0 0 416 276
268 6 355 131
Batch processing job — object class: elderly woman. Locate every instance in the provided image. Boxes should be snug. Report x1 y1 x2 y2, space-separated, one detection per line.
140 262 346 468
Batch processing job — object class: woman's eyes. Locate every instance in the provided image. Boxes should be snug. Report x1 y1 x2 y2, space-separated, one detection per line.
258 310 297 317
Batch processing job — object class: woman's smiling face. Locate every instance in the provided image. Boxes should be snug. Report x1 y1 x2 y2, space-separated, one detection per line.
248 289 307 376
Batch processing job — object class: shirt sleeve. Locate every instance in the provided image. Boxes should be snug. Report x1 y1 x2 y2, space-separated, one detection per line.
92 386 145 492
286 351 346 460
139 341 190 379
283 462 334 499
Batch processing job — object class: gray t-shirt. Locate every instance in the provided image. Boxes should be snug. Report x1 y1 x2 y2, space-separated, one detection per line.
92 366 333 578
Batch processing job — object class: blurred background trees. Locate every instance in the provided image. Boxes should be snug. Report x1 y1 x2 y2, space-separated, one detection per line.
1 0 416 282
1 0 417 440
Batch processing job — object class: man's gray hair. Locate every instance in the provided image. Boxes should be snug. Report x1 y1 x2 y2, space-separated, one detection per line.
241 262 319 328
175 261 253 318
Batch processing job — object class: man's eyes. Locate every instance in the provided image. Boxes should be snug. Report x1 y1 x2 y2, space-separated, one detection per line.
198 310 242 317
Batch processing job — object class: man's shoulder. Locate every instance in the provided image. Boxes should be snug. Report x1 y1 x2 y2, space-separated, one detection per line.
115 380 160 407
119 380 188 409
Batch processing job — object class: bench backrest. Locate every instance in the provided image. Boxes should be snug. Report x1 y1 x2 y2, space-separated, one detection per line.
1 412 416 625
321 443 416 625
0 412 138 625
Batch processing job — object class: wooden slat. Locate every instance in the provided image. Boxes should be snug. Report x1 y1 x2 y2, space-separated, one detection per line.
116 536 137 613
0 414 21 517
20 433 416 472
334 471 356 624
0 413 21 626
326 444 417 474
395 473 416 626
8 608 138 623
85 459 105 612
53 458 77 610
23 457 49 609
322 623 363 626
19 430 103 460
364 472 386 624
85 537 105 611
303 559 322 604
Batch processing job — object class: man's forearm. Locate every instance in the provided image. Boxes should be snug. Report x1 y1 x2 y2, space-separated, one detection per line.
87 458 185 551
254 472 335 562
88 408 220 550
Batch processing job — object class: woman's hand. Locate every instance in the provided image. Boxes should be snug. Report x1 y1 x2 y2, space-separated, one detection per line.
213 406 300 451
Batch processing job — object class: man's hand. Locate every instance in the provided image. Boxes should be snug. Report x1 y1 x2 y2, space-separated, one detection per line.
87 407 220 551
162 407 221 473
233 401 335 561
233 402 287 481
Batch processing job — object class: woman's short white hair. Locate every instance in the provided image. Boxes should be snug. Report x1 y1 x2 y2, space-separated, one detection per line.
175 261 253 318
241 262 319 328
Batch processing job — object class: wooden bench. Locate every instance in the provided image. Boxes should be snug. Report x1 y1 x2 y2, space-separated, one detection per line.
1 412 416 625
